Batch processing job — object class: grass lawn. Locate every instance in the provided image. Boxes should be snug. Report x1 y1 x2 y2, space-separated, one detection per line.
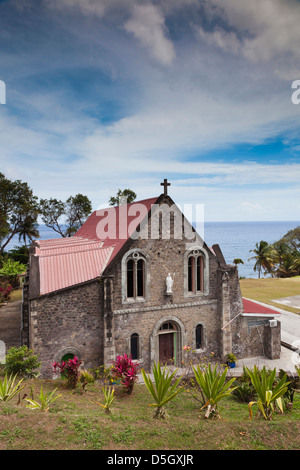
240 276 300 314
0 376 299 451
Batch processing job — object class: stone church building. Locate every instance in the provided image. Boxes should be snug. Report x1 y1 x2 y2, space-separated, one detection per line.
21 180 281 376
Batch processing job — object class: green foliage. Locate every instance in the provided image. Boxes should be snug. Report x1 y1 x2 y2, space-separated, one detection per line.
0 373 25 402
226 353 237 363
109 188 137 206
39 193 92 238
0 173 39 254
96 386 115 414
250 226 300 278
0 258 27 284
192 363 237 418
278 369 300 408
25 386 61 412
80 369 95 384
141 362 183 419
7 245 29 265
246 365 289 420
232 367 257 403
248 240 276 279
5 346 41 378
233 258 244 265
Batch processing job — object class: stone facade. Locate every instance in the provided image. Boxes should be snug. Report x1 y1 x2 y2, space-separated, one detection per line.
22 191 281 376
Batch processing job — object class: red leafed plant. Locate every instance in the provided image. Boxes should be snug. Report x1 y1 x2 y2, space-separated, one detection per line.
0 284 13 303
51 356 82 389
111 354 139 394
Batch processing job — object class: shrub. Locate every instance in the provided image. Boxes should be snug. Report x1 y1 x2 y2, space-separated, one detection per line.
96 386 115 414
0 373 25 402
25 386 61 412
52 356 81 389
141 361 183 419
111 354 139 394
0 259 26 286
246 365 289 420
5 346 41 378
0 284 13 303
232 367 257 403
192 363 237 418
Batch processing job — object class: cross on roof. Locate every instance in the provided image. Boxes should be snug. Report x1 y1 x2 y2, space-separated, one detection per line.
161 178 170 196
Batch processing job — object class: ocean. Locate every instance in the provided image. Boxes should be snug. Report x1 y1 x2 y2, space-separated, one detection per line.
4 221 299 279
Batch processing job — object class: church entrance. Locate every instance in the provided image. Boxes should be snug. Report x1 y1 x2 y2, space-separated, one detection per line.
158 322 177 364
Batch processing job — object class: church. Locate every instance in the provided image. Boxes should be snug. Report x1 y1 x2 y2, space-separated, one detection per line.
21 180 281 376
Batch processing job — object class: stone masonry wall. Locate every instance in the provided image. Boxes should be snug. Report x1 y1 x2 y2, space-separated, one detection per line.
232 316 281 359
29 280 103 377
103 197 227 370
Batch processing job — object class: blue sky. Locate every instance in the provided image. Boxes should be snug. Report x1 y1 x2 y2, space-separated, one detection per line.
0 0 300 222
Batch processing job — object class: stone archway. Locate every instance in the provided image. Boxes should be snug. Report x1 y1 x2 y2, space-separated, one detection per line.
150 316 186 369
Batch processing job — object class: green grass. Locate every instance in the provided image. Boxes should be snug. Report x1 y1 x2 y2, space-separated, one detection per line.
0 376 299 450
240 276 300 314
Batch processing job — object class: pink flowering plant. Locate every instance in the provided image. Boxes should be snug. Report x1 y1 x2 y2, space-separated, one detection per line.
111 354 139 394
51 356 82 389
0 284 13 303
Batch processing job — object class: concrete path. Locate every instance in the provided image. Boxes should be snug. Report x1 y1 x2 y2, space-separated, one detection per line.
0 301 21 354
273 295 300 310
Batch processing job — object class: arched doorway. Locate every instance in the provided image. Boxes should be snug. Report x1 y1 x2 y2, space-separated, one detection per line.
158 321 178 365
151 316 186 369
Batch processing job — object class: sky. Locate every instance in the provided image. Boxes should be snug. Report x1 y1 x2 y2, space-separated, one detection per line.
0 0 300 222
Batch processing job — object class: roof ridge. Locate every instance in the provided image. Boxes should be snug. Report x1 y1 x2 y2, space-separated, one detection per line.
38 244 114 259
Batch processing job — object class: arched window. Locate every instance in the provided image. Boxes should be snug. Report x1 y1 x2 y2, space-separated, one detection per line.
188 251 204 294
195 324 203 349
130 333 139 360
126 252 146 300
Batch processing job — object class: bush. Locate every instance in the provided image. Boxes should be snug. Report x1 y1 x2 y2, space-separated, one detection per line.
0 259 26 287
5 346 41 378
232 367 257 403
141 361 183 419
52 356 82 389
111 354 139 394
0 284 13 303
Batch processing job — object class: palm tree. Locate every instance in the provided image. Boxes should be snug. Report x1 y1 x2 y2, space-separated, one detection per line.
248 240 275 278
16 215 39 246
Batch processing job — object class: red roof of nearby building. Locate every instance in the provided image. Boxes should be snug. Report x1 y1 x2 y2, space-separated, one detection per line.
242 298 280 315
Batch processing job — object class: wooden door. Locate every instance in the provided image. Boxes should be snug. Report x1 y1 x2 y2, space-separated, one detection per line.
159 333 174 364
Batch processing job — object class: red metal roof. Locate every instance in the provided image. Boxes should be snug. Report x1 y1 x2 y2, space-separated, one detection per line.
35 197 158 295
75 197 158 261
36 237 113 295
242 298 280 315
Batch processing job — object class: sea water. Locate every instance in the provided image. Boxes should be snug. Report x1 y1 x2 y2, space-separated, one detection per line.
4 221 299 279
204 220 299 278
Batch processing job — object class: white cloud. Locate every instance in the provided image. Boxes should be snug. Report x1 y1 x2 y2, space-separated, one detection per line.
124 3 175 65
199 0 300 78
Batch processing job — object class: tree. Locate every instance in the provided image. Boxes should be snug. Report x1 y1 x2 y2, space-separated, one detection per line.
0 173 39 254
279 226 300 251
248 240 275 278
39 194 92 237
109 188 137 206
233 258 244 266
16 214 39 246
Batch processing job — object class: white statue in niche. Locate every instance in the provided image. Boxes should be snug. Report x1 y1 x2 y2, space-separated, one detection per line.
166 273 173 294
